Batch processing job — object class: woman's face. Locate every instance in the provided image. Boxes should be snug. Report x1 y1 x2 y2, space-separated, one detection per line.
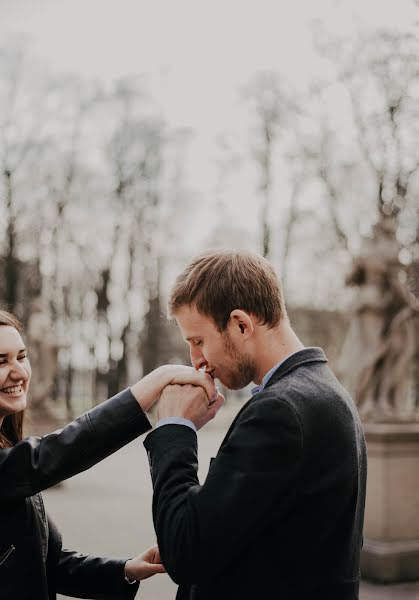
0 326 31 422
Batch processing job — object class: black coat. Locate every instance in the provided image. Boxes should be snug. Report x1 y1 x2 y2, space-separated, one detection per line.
144 348 367 600
0 389 151 600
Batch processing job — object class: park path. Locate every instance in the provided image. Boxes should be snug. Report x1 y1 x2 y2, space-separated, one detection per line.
43 409 419 600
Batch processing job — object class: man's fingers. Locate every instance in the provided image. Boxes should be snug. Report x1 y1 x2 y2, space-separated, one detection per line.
189 372 216 399
202 373 217 398
164 364 216 399
168 367 216 396
207 388 220 407
190 370 215 396
207 392 225 414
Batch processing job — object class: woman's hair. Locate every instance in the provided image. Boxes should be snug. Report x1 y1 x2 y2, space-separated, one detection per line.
0 311 25 448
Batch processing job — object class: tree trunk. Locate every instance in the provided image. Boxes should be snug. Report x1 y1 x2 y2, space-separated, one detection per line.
4 169 18 311
140 290 162 376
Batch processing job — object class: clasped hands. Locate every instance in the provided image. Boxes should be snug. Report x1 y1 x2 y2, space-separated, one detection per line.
131 364 224 430
156 365 225 430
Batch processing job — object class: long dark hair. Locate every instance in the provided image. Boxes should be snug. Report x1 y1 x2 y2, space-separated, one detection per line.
0 311 25 448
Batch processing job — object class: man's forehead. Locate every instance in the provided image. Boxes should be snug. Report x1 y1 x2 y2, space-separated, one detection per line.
175 305 214 335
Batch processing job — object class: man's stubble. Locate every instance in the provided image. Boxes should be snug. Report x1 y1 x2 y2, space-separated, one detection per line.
221 331 257 390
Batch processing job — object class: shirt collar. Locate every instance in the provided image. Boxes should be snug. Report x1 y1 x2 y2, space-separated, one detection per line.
251 351 299 396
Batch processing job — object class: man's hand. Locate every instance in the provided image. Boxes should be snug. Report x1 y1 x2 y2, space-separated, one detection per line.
157 384 224 430
130 365 217 412
124 544 165 581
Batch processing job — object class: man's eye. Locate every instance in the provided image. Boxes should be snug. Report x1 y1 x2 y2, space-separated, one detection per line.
18 354 27 361
0 361 7 366
195 340 202 347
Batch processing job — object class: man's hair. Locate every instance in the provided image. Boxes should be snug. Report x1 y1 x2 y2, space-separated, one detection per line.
168 249 287 330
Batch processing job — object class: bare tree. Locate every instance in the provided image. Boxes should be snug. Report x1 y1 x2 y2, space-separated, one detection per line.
101 78 168 393
242 71 298 259
0 44 50 315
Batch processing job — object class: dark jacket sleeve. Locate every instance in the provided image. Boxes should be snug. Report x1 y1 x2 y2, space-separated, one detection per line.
47 515 139 600
0 389 151 500
143 395 304 585
56 550 139 600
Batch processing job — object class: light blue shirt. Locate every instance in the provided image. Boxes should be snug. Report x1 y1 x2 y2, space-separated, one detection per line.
250 350 309 395
251 354 294 396
155 351 300 431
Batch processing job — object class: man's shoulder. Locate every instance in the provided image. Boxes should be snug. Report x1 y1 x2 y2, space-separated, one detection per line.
267 357 348 402
235 389 303 431
253 359 355 424
222 392 304 454
265 361 362 441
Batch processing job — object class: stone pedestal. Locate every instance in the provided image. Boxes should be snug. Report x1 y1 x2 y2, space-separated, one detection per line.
362 423 419 582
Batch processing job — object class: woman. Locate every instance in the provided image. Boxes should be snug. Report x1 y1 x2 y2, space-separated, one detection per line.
0 310 216 599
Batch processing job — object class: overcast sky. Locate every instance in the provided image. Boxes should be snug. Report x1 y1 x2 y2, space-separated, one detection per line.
2 0 416 132
1 0 417 303
2 0 415 189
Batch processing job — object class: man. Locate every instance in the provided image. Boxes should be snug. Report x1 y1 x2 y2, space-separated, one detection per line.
144 249 367 600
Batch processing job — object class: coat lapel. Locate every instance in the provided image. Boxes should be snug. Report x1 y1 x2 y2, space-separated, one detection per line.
215 347 328 452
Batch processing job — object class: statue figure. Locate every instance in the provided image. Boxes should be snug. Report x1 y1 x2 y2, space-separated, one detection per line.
338 216 418 421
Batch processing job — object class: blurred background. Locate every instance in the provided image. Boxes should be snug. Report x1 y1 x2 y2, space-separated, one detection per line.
1 0 419 598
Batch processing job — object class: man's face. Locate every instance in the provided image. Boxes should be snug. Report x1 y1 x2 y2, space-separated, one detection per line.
175 304 256 390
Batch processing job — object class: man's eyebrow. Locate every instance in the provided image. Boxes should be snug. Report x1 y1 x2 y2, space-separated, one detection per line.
185 336 199 342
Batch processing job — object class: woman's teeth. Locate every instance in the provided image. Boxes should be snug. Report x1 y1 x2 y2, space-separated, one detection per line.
1 385 23 394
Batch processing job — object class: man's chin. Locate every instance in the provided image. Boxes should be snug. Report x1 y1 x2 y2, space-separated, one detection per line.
219 375 252 391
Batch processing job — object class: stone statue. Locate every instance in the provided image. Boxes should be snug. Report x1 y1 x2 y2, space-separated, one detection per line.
338 216 418 421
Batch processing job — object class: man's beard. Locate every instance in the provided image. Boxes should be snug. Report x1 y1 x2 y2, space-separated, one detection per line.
221 331 256 390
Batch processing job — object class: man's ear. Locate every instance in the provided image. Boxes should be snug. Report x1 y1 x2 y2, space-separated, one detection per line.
228 309 254 340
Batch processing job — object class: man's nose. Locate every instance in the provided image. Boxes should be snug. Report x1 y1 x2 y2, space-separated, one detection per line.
190 348 207 371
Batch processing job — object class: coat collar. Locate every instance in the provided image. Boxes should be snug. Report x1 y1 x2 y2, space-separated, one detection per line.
218 348 328 449
263 347 328 390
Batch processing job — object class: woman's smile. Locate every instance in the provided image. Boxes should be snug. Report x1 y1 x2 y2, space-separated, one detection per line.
0 383 25 397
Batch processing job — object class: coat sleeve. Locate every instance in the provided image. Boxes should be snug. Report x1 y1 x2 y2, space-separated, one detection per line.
47 515 139 600
0 389 151 500
56 550 139 600
143 395 304 585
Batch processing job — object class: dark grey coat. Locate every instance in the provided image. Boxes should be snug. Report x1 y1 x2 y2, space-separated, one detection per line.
145 348 367 600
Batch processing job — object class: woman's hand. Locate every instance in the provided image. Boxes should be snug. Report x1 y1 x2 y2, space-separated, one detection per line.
164 365 216 397
124 544 165 581
130 365 216 412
